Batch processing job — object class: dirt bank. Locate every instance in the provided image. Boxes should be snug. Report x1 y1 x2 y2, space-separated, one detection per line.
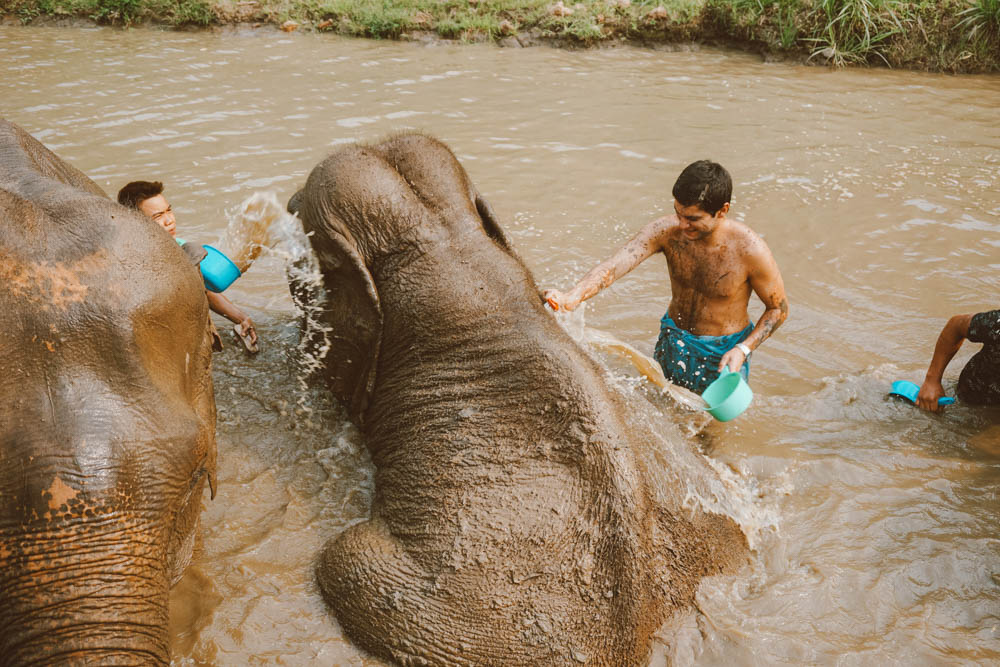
3 0 998 74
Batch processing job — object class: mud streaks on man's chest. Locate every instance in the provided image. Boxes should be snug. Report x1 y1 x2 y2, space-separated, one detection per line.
663 240 745 297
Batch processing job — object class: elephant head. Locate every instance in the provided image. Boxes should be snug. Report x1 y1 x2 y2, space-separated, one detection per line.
0 119 217 665
286 133 514 426
291 133 749 665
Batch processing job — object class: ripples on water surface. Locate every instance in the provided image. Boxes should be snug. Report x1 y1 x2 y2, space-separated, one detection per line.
2 24 998 665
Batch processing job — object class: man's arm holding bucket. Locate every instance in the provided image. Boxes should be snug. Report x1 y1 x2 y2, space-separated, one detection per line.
207 291 258 348
917 314 972 412
718 236 788 373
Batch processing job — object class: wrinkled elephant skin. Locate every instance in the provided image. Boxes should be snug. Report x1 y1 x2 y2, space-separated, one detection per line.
0 119 218 666
291 134 750 666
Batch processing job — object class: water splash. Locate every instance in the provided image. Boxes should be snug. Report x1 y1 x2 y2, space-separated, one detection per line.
551 304 705 411
220 192 332 415
549 305 780 550
220 192 285 274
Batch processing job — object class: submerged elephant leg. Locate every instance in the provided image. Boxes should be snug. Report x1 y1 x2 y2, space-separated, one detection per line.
317 518 442 664
319 520 546 665
650 505 749 610
318 516 649 666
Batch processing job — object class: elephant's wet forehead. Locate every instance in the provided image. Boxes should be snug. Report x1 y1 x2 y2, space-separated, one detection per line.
1 267 195 380
2 210 205 344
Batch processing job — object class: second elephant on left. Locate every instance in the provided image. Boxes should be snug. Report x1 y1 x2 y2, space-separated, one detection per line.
0 118 218 666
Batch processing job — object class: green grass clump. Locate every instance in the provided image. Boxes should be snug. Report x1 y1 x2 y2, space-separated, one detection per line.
329 0 411 36
7 0 216 25
93 0 143 24
169 0 215 24
958 0 1000 38
704 0 999 70
808 0 905 66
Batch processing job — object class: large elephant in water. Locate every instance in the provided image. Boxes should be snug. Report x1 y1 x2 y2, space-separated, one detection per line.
290 133 750 665
0 119 217 664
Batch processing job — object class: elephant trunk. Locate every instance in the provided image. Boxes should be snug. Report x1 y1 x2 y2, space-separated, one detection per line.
0 522 172 666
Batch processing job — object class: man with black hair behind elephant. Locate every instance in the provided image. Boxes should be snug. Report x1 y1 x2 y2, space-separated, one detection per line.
545 160 789 395
117 179 259 353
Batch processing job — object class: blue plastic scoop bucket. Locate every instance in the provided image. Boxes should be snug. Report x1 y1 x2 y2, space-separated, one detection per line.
701 368 753 422
889 380 955 406
176 238 241 293
199 245 241 292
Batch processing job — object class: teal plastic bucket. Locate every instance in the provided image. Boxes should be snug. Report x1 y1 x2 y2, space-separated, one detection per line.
175 238 241 292
701 369 753 422
200 244 241 293
888 380 955 406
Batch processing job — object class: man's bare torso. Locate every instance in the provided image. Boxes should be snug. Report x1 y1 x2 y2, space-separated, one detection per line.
657 216 758 336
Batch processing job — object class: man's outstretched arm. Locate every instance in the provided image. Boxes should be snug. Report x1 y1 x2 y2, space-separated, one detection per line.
719 237 788 373
916 314 972 412
543 217 669 311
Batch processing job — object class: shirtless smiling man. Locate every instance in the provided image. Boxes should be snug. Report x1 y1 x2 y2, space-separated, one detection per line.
544 160 789 394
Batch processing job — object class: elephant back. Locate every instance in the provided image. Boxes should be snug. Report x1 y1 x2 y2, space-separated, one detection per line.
0 118 106 199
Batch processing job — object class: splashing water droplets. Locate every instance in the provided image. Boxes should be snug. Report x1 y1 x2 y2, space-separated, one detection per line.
548 302 774 545
220 192 333 415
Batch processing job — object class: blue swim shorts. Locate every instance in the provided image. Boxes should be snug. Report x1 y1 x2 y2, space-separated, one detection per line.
653 314 753 395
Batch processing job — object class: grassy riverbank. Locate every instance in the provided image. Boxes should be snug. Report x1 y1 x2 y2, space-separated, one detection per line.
3 0 999 73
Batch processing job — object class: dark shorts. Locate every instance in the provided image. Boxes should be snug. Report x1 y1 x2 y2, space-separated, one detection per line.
957 310 1000 405
653 314 753 395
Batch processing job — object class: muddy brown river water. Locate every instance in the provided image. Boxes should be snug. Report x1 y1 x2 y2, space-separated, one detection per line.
2 24 999 665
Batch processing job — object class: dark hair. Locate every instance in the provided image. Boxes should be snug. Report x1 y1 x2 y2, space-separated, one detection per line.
117 180 164 210
671 160 732 216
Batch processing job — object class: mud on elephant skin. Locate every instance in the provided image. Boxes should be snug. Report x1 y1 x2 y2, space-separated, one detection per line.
0 119 217 665
289 133 750 665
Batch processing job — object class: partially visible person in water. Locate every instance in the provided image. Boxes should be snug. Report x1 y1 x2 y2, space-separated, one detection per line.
917 310 1000 412
117 180 259 353
543 160 788 395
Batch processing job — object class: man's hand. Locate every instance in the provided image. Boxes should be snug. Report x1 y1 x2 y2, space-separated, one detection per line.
917 314 972 412
718 346 747 374
542 289 581 312
916 379 946 412
234 317 259 354
237 317 258 344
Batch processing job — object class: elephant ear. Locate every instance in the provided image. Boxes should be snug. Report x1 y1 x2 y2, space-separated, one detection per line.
302 204 383 428
286 189 303 215
474 191 514 252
